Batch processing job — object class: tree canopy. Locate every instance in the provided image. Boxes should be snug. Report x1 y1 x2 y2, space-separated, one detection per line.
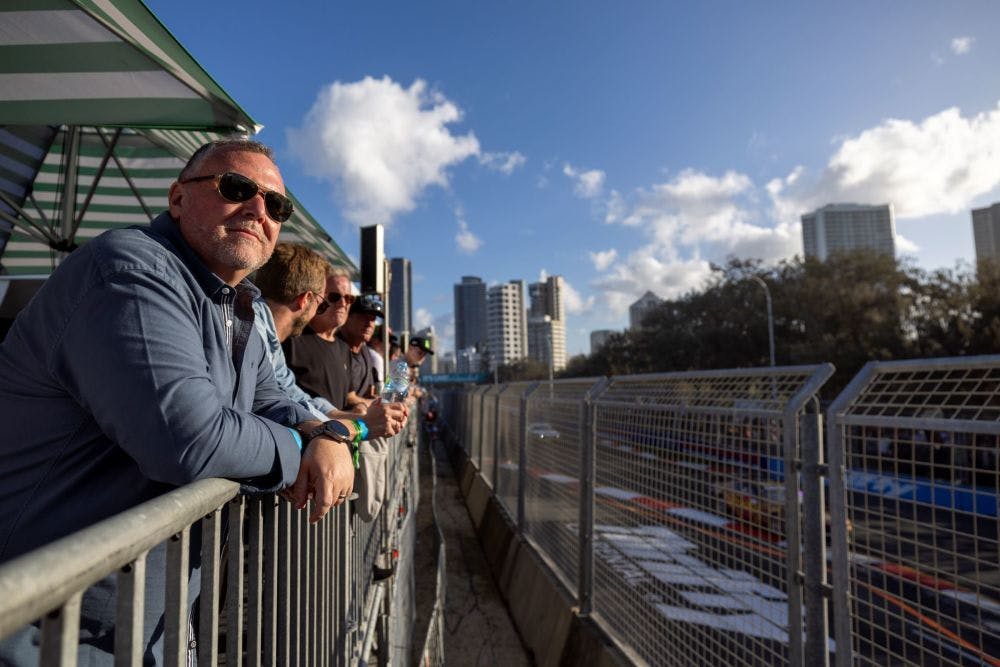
558 252 1000 398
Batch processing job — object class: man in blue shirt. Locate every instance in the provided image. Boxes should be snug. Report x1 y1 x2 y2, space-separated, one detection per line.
0 140 354 662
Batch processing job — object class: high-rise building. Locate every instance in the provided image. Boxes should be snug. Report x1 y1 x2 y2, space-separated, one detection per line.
527 275 567 370
590 329 615 354
486 280 527 370
801 203 896 261
972 202 1000 266
528 315 565 371
388 257 411 336
453 276 487 353
629 291 662 329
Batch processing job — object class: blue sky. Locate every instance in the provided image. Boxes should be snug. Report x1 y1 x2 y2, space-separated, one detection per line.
146 1 1000 357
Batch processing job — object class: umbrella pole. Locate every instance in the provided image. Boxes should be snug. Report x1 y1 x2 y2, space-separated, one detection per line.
58 126 81 264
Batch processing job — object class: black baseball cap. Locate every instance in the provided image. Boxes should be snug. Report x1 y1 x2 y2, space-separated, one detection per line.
410 336 434 355
349 293 384 318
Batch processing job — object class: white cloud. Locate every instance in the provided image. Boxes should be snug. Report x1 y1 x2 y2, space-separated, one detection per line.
951 36 974 55
770 103 1000 220
895 233 920 255
606 168 797 261
592 248 715 317
286 76 480 226
562 279 595 315
587 168 801 320
414 307 434 331
563 163 606 198
589 248 618 271
455 219 482 254
479 151 526 174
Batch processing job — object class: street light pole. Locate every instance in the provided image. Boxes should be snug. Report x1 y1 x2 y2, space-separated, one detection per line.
749 275 776 367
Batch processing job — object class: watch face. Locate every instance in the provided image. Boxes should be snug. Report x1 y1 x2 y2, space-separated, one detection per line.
324 419 352 441
307 419 352 443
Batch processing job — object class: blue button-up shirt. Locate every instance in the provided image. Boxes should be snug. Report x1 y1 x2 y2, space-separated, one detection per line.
252 298 339 419
0 212 312 562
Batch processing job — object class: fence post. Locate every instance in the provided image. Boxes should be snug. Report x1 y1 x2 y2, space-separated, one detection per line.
800 404 830 667
826 363 877 667
579 378 609 616
519 383 540 532
478 389 488 471
493 386 506 489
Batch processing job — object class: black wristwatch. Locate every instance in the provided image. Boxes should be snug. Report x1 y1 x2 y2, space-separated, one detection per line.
302 420 352 446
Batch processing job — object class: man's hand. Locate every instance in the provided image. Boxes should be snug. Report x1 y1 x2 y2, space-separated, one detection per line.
365 398 409 438
288 437 355 523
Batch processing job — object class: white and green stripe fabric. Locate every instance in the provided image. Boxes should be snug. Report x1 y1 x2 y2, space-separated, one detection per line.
0 0 258 130
0 1 355 276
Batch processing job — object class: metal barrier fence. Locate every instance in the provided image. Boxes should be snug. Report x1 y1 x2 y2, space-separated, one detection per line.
440 365 835 666
0 425 419 667
440 356 1000 667
827 356 1000 667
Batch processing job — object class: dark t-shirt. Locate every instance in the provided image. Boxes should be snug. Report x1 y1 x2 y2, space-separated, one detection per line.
339 336 375 400
283 330 351 410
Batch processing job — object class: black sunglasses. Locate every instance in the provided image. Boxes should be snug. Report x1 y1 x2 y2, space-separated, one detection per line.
315 291 356 315
181 172 294 223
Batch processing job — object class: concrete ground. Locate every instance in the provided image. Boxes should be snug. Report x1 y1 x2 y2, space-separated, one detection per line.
412 436 532 665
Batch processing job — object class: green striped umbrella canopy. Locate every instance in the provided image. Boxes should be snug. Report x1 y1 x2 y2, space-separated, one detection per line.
0 0 354 276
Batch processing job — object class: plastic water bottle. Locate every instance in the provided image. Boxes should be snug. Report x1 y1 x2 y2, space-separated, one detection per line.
381 359 410 402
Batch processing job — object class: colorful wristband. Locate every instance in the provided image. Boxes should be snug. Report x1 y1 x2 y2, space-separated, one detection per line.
288 427 303 451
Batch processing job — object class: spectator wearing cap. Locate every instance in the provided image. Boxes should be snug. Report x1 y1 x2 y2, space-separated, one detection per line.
389 332 402 361
337 294 383 412
406 335 435 368
254 246 404 438
284 277 406 435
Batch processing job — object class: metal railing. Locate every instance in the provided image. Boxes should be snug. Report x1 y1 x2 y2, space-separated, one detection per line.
0 424 419 666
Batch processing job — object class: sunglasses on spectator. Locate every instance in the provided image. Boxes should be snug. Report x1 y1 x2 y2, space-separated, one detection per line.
315 291 356 315
180 172 294 223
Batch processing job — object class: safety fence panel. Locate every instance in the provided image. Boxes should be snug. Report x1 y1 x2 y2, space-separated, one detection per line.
0 429 418 667
522 378 605 598
495 382 536 519
479 385 504 489
467 385 491 470
827 356 1000 667
589 366 833 667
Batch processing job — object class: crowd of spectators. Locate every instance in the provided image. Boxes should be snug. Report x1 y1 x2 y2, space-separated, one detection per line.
0 138 420 664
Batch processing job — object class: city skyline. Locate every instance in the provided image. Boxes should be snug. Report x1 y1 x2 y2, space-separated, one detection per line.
144 1 1000 357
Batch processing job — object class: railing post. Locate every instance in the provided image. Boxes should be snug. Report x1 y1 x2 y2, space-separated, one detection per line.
247 498 264 667
782 408 804 667
800 405 830 667
493 386 503 490
116 554 146 665
518 383 539 532
39 592 81 666
579 377 609 616
165 527 191 666
478 389 488 471
826 364 876 667
227 497 246 667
